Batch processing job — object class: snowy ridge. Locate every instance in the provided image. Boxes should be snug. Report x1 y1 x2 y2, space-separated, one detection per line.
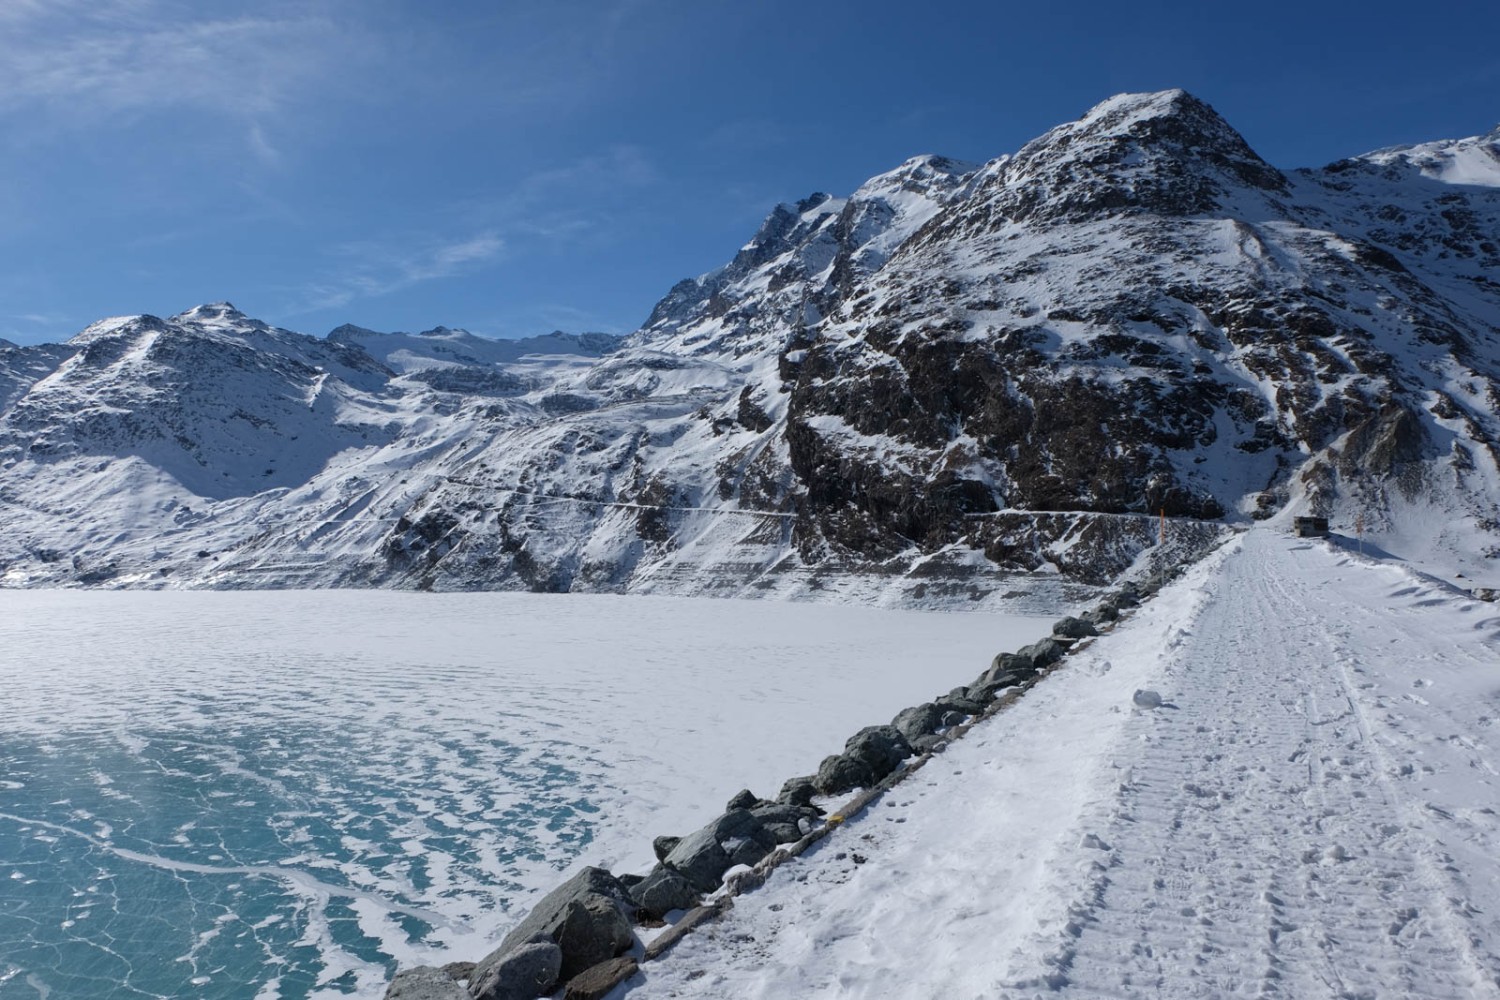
0 91 1497 594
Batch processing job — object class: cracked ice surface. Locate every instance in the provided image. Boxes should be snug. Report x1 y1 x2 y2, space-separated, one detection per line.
0 590 1048 999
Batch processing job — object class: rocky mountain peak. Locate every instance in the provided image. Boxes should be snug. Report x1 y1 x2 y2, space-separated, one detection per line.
988 88 1286 224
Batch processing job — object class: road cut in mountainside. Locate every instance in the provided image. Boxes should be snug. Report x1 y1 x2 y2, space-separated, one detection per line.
627 528 1500 999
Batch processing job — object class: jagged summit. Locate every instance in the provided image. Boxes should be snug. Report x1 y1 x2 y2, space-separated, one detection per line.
1002 88 1286 222
172 301 245 323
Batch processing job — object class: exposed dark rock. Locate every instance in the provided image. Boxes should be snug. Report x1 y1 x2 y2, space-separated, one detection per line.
748 801 818 843
932 688 984 716
842 725 914 781
563 957 639 1000
662 826 730 893
628 866 701 917
477 867 633 988
663 809 776 892
1083 604 1119 625
1017 638 1066 669
725 788 758 811
916 732 950 753
469 941 562 1000
439 962 475 983
384 967 469 1000
776 775 819 807
814 753 877 796
891 702 947 743
651 835 681 863
1053 616 1100 639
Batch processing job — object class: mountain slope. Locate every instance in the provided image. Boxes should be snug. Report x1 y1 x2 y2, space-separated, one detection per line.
1 92 1497 595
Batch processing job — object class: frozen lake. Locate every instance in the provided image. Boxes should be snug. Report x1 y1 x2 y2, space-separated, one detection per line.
0 590 1052 999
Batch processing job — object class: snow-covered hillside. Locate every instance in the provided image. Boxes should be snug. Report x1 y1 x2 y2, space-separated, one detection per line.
0 91 1497 595
626 528 1500 998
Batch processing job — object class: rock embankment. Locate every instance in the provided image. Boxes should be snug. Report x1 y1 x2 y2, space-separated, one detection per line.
383 573 1175 1000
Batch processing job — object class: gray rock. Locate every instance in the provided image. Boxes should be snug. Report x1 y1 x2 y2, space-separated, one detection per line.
814 752 876 796
615 872 645 890
843 725 913 780
563 957 639 1000
968 675 1020 703
1017 637 1066 669
651 835 680 863
384 967 468 1000
663 825 731 893
439 961 475 983
664 809 778 892
891 702 946 743
628 866 700 917
932 689 984 716
725 788 758 811
1083 604 1119 624
911 733 946 754
987 651 1035 676
1133 689 1164 709
1052 616 1099 639
476 867 634 989
722 833 774 868
776 775 818 807
469 941 562 1000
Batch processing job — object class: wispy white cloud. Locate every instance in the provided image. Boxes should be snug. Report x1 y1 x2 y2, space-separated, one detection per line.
0 0 376 167
289 231 506 315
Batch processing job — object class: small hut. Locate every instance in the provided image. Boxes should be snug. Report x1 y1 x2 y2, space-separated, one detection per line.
1294 515 1330 538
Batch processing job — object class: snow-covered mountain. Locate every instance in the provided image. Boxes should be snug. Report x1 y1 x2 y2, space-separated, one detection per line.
2 90 1497 595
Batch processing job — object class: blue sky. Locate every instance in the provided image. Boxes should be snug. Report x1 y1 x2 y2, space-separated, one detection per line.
2 0 1497 346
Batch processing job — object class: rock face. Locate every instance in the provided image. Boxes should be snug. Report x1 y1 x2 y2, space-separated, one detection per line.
3 93 1499 594
472 867 633 990
383 966 470 1000
469 941 562 1000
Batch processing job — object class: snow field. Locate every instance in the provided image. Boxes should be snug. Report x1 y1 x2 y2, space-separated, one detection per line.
630 529 1500 998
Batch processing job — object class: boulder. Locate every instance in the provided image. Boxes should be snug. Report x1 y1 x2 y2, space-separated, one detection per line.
563 957 639 1000
439 961 475 983
384 967 468 1000
1083 604 1119 624
615 872 645 890
776 775 818 807
628 866 701 917
843 725 913 781
1052 616 1099 639
972 653 1039 700
814 753 876 796
750 803 822 842
476 867 634 989
662 826 730 893
931 689 984 716
987 651 1035 676
725 788 759 811
911 733 946 754
651 835 681 863
469 941 563 1000
891 702 947 743
967 675 1019 703
1017 637 1066 669
664 809 776 893
723 832 774 868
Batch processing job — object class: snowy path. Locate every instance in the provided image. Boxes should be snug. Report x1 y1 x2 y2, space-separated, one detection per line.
629 530 1500 999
